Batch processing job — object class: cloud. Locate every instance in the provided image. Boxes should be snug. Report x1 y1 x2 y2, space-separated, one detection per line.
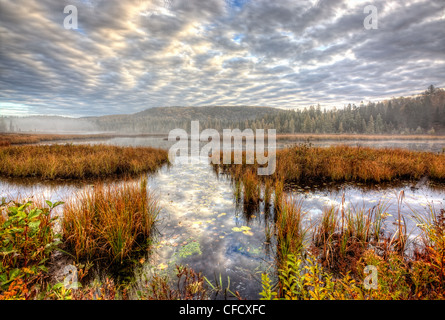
0 0 444 116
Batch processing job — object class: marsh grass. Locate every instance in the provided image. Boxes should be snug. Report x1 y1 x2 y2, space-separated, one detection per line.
310 198 395 275
275 133 445 141
0 133 114 146
0 144 168 180
260 195 445 300
409 205 445 290
61 179 159 264
0 133 167 146
214 145 445 185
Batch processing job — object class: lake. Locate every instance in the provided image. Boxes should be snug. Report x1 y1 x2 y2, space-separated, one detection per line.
1 137 444 298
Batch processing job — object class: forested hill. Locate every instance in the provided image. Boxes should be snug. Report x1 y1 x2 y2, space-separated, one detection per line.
90 106 279 132
1 86 444 134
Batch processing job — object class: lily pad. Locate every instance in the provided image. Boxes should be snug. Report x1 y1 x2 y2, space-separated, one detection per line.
158 263 168 270
232 226 252 234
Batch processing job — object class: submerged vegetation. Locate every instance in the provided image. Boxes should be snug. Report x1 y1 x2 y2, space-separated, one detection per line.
0 144 168 180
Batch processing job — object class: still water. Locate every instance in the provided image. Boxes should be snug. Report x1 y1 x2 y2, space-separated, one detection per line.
1 137 444 298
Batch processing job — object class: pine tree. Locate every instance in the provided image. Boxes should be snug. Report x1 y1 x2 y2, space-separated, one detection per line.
375 113 384 133
367 115 375 134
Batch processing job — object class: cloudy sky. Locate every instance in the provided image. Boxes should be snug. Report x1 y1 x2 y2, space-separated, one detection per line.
0 0 444 117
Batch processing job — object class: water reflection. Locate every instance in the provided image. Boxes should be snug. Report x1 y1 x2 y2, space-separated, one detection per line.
137 156 272 298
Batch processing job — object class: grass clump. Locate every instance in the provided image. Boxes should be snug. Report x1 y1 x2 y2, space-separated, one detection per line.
0 144 168 180
311 199 392 276
61 179 159 264
275 199 308 261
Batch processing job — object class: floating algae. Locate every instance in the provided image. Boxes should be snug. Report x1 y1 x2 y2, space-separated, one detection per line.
178 241 202 258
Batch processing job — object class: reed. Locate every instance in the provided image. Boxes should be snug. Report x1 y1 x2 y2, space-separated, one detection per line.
262 199 445 300
0 144 168 180
308 196 396 276
61 179 160 263
275 199 308 261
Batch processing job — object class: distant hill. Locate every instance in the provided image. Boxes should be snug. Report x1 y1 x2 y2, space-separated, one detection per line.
88 106 280 133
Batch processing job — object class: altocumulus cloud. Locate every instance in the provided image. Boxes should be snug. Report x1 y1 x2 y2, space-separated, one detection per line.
0 0 444 116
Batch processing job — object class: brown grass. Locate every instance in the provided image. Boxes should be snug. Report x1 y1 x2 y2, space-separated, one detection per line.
215 145 445 186
0 132 167 146
61 179 159 263
275 199 308 261
275 133 445 141
0 144 168 180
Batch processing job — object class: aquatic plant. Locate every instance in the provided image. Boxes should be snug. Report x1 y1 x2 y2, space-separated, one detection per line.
311 199 394 276
410 205 445 293
178 241 202 259
204 272 242 300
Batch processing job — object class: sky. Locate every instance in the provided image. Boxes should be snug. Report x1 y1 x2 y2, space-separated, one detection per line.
0 0 444 117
